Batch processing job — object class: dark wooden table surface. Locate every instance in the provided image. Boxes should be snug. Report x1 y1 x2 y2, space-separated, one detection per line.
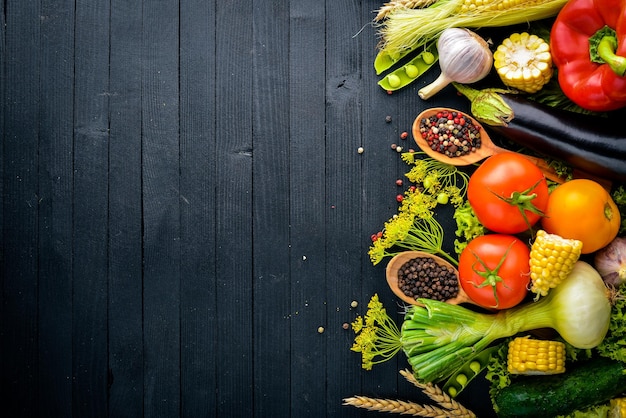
1 1 497 416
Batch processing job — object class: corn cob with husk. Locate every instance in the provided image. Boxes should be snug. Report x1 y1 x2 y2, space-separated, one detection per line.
529 230 583 297
377 0 568 56
374 0 438 21
494 32 553 93
507 336 566 375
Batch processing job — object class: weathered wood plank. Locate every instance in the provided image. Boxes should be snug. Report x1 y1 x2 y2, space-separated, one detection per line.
288 0 328 416
141 0 181 416
108 1 144 416
72 0 111 415
324 1 365 415
1 2 41 416
179 0 218 416
214 1 254 415
37 0 74 415
251 1 292 416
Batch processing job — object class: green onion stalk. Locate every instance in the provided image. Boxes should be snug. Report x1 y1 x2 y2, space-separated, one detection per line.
352 262 611 383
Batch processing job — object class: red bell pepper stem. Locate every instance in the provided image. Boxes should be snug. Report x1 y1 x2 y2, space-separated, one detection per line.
598 35 626 77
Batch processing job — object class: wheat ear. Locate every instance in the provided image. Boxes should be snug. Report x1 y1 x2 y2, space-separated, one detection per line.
400 369 477 417
342 395 460 417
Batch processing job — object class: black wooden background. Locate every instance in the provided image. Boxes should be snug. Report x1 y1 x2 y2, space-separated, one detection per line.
1 1 497 416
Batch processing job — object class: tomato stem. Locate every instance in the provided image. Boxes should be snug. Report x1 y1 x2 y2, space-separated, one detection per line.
491 178 545 234
469 241 515 308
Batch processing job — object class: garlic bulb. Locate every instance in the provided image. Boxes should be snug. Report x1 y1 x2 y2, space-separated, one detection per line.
594 236 626 287
418 28 493 100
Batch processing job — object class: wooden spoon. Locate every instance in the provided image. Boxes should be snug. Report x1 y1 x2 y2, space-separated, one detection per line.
412 107 566 184
385 251 473 306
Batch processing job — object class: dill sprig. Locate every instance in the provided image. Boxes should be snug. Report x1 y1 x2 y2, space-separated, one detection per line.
368 153 469 266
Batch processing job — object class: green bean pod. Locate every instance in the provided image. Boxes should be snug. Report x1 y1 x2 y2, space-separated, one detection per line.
442 345 499 398
377 45 438 91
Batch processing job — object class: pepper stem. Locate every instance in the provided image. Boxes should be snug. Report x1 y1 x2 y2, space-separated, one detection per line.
590 26 626 77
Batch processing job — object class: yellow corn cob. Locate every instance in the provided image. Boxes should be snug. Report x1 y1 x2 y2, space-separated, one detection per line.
494 32 553 93
529 230 583 297
459 0 557 13
610 398 626 418
507 336 565 375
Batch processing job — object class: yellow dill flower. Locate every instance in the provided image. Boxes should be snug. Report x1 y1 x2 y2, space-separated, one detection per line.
351 315 364 334
382 213 414 242
445 185 465 207
350 294 403 371
401 190 436 219
368 240 387 266
401 151 418 165
406 162 428 184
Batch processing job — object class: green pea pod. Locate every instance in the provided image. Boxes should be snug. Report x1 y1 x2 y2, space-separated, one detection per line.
377 45 438 91
374 47 414 75
442 345 499 398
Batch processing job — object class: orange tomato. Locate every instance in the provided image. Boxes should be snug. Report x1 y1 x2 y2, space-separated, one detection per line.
542 179 620 254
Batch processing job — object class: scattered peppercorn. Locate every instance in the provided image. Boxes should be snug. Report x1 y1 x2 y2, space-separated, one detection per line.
357 146 364 154
396 194 404 202
342 322 350 330
395 179 403 186
400 131 409 140
397 256 459 302
395 146 403 153
419 110 482 158
318 326 325 334
350 300 358 308
390 143 397 150
385 115 392 123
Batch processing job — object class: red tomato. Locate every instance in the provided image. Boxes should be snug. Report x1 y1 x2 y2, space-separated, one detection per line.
458 234 530 310
468 153 549 234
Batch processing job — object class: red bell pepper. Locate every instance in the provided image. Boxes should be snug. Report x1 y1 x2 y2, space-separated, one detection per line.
550 0 626 111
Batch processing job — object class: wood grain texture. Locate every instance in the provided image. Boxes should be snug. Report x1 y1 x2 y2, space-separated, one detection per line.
1 1 41 416
289 1 328 416
72 0 111 415
324 1 365 416
214 0 254 416
0 1 503 417
179 0 217 416
38 1 74 416
141 0 182 416
109 1 144 417
251 1 292 417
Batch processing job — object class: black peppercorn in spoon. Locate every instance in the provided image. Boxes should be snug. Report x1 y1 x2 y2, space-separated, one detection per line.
386 251 472 306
